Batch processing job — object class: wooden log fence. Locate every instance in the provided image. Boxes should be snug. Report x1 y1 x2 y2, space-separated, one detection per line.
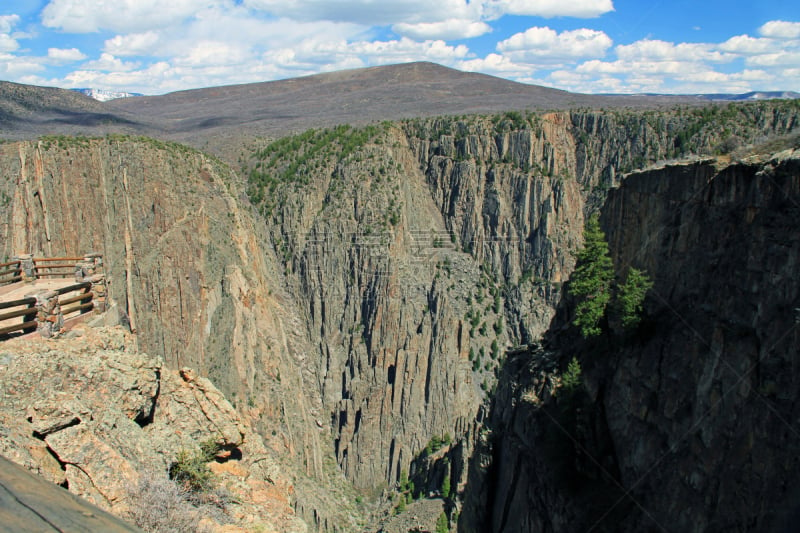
0 297 37 336
0 260 22 285
0 254 104 340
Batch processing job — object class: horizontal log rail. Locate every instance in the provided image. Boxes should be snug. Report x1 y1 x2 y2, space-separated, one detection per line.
0 254 103 340
33 257 84 263
56 282 92 296
35 272 76 277
0 297 37 338
0 297 36 310
59 291 94 307
0 306 38 321
62 302 94 316
0 320 37 336
0 261 22 285
34 263 77 270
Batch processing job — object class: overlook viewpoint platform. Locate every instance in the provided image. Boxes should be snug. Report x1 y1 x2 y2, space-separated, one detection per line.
0 254 106 340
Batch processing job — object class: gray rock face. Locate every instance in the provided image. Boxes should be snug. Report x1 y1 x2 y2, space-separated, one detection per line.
462 148 800 532
0 454 141 533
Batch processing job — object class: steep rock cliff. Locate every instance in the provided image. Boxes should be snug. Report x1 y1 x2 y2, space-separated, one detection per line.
462 144 800 532
246 105 799 502
0 137 360 531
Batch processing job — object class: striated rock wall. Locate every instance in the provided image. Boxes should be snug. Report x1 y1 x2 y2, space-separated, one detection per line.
461 147 800 532
0 136 359 531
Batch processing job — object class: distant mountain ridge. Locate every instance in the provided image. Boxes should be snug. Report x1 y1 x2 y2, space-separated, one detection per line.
612 90 800 101
699 90 800 101
1 62 797 159
71 88 143 102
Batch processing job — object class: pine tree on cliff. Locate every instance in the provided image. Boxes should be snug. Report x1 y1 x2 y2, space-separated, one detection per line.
569 215 614 337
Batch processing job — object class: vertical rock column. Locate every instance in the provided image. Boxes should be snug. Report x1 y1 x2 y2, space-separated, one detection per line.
25 290 63 338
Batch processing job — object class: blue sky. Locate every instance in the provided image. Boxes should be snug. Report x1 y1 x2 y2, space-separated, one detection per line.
1 0 798 95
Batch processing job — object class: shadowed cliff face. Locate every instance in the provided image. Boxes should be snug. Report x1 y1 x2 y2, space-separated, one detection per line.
0 102 797 531
461 147 800 532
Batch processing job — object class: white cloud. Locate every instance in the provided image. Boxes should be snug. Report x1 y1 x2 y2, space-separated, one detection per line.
486 0 614 19
244 0 477 26
0 14 20 33
615 39 731 63
47 47 87 62
41 0 220 33
393 19 491 40
104 32 161 57
81 53 140 72
175 41 253 67
745 51 800 68
759 20 800 39
243 0 613 27
497 26 612 62
0 14 20 53
459 53 532 76
719 35 775 55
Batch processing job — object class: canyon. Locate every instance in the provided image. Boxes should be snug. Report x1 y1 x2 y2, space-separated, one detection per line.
0 63 798 531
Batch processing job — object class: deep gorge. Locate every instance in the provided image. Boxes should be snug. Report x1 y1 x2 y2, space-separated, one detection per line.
1 100 798 531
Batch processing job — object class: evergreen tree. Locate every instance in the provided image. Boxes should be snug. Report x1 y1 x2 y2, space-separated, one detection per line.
561 357 582 395
435 512 449 533
617 267 653 329
441 472 451 499
569 215 614 337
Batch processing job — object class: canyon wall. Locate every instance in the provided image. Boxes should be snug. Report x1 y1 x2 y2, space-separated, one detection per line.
0 101 797 530
461 145 800 532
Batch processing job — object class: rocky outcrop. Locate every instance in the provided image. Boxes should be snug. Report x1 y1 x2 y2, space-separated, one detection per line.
0 326 306 532
0 454 141 533
461 146 800 531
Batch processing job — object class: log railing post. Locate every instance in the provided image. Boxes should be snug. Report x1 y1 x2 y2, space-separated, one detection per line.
24 290 63 338
74 253 103 281
89 274 106 313
14 254 36 283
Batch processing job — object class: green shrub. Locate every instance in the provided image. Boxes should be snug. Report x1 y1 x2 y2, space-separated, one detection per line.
169 439 220 493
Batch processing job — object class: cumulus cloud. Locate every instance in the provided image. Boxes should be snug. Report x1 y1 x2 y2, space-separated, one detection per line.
104 32 161 57
244 0 613 26
41 0 220 33
244 0 477 26
393 20 491 40
486 0 614 19
759 20 800 39
615 39 731 63
0 14 20 53
719 35 775 55
175 41 253 67
497 26 612 62
81 53 140 72
47 47 87 62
